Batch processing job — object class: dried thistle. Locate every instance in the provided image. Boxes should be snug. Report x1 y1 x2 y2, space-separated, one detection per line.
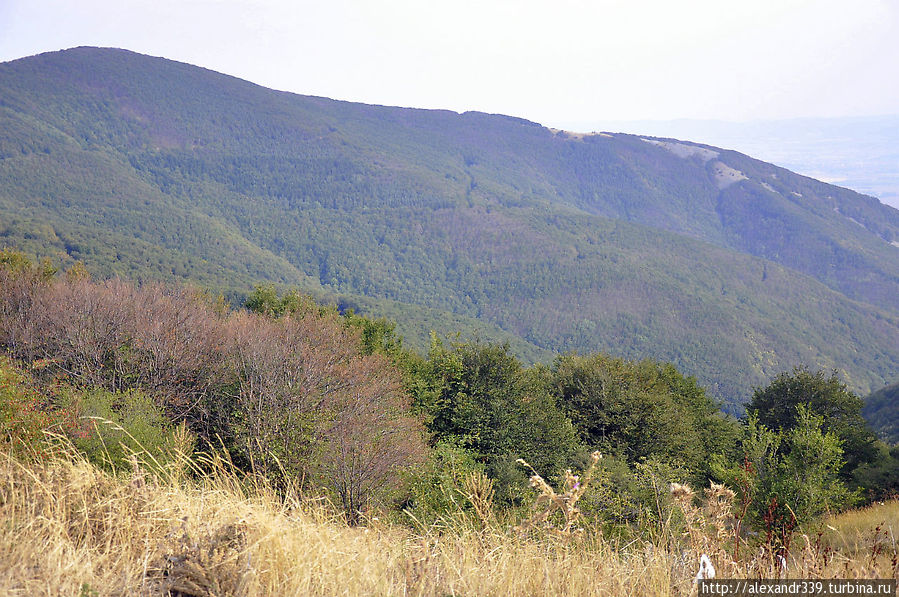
515 451 602 538
461 470 495 527
672 481 740 580
670 483 695 503
705 483 736 545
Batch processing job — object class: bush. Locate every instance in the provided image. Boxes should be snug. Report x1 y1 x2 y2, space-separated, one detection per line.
227 310 426 522
418 339 583 503
401 438 487 526
0 260 428 522
578 455 690 538
712 405 854 551
58 386 189 473
747 367 878 478
548 353 740 484
0 357 81 459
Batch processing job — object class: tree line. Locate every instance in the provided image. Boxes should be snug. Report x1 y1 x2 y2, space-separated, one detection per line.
1 251 897 538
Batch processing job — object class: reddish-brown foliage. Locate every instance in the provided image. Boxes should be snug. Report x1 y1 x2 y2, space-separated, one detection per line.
0 263 425 517
228 311 425 519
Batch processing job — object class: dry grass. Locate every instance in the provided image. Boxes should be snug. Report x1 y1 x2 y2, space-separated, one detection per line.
1 441 897 597
669 481 899 582
823 500 899 560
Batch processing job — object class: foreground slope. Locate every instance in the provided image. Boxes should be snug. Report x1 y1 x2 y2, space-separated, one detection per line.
6 444 895 596
1 47 898 404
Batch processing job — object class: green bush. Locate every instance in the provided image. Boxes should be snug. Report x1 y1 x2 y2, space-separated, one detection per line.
578 455 689 539
401 438 487 526
547 353 740 484
418 340 583 503
58 387 188 473
747 367 878 478
712 405 854 542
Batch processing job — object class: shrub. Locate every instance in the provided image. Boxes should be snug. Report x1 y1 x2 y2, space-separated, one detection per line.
401 438 487 526
419 340 583 503
747 367 878 478
0 262 427 522
713 405 854 555
577 454 690 538
227 310 426 522
0 357 81 458
57 386 189 473
548 353 740 484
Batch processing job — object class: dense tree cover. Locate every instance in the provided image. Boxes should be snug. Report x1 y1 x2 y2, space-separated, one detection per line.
240 286 745 505
863 380 899 444
1 48 898 410
1 45 898 531
0 255 425 521
853 442 899 499
2 254 897 538
243 286 578 501
545 354 740 482
413 339 582 501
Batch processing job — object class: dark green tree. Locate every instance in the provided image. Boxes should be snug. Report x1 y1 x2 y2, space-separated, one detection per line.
547 353 739 482
746 367 878 478
244 284 322 318
712 406 852 541
862 380 899 445
851 441 899 499
421 339 582 499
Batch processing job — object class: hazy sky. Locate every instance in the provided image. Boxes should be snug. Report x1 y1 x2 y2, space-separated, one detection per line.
1 0 898 128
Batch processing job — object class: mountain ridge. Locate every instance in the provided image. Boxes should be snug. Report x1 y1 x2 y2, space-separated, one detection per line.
1 46 898 407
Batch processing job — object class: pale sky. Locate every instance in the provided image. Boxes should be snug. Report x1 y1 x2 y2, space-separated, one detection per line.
1 0 898 127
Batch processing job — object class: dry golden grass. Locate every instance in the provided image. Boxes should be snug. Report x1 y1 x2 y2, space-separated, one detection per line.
823 500 899 559
1 441 896 596
669 481 899 582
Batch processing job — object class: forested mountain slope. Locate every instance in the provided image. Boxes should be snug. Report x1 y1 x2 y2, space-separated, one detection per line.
1 47 898 406
864 381 899 444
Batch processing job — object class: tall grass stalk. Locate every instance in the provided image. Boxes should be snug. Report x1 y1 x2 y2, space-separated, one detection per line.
2 437 897 596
